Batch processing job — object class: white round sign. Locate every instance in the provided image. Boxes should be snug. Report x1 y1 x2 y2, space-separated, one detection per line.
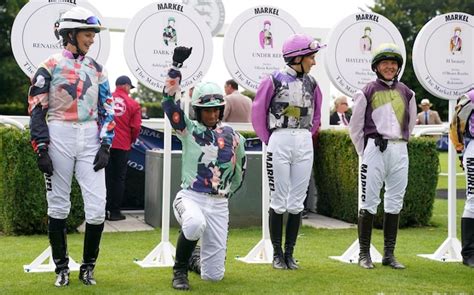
324 12 406 96
11 0 110 78
182 0 225 37
123 2 213 92
413 12 473 100
223 6 302 92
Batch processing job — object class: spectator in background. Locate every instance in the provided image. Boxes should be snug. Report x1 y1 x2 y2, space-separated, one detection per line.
105 75 142 221
330 96 351 126
416 98 442 125
223 79 252 122
141 106 149 119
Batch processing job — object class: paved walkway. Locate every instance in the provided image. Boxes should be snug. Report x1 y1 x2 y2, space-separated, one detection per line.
303 212 355 229
79 211 354 233
78 211 154 233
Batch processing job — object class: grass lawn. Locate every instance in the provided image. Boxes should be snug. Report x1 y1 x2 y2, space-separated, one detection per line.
437 151 466 190
1 199 472 294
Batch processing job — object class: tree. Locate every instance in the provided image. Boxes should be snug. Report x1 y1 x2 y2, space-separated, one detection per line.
370 0 474 121
130 82 163 103
0 0 29 112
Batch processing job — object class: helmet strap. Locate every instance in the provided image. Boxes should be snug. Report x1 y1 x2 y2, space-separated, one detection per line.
287 57 305 76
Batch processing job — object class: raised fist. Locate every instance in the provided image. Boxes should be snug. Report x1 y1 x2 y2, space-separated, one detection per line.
172 46 192 68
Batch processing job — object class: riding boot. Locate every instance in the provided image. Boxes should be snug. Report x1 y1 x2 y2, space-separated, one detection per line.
284 212 301 270
358 209 375 269
173 232 198 290
461 218 474 267
381 213 405 269
79 222 104 285
188 245 201 274
269 208 287 269
48 217 70 287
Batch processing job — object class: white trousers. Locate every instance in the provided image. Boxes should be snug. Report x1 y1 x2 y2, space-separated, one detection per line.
267 129 313 214
462 140 474 218
46 121 105 224
360 138 408 215
173 189 229 281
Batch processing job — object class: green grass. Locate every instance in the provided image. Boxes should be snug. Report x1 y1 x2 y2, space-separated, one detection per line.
437 151 466 190
1 199 472 294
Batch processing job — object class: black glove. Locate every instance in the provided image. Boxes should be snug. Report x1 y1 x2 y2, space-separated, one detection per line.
459 154 464 171
37 146 53 175
374 135 388 153
172 46 192 68
93 144 110 172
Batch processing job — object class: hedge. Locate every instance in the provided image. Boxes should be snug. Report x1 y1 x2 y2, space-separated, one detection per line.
142 102 163 118
0 128 84 235
0 102 28 116
0 127 439 235
314 130 439 228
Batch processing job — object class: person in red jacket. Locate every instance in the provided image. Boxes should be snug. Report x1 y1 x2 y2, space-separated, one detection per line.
105 75 142 221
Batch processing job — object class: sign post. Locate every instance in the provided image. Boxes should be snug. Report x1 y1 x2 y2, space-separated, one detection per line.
414 12 473 262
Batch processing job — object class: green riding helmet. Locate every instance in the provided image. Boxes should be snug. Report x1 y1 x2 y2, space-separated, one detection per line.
371 43 403 72
191 82 226 108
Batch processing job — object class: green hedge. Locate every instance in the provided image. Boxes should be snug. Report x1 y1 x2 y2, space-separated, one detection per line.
314 130 439 228
0 128 84 235
142 102 163 118
0 102 28 115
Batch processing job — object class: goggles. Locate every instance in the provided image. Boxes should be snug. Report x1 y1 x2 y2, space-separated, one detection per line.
197 94 224 105
284 41 326 56
60 16 101 26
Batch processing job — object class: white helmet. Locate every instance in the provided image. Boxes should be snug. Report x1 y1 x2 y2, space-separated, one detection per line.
58 6 105 33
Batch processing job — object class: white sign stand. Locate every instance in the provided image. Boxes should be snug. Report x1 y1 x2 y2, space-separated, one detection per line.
23 246 80 273
329 156 383 264
237 144 272 264
412 12 473 262
135 93 181 268
418 100 462 262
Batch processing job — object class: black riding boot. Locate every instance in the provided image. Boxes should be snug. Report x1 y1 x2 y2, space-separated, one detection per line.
269 208 287 269
79 222 104 285
461 218 474 267
48 217 70 287
173 232 198 290
382 213 405 269
358 209 375 269
284 212 301 270
188 245 201 275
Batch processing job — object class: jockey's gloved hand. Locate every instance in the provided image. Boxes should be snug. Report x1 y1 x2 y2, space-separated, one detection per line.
172 47 192 68
93 144 110 172
374 135 388 153
458 153 464 171
37 146 53 175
